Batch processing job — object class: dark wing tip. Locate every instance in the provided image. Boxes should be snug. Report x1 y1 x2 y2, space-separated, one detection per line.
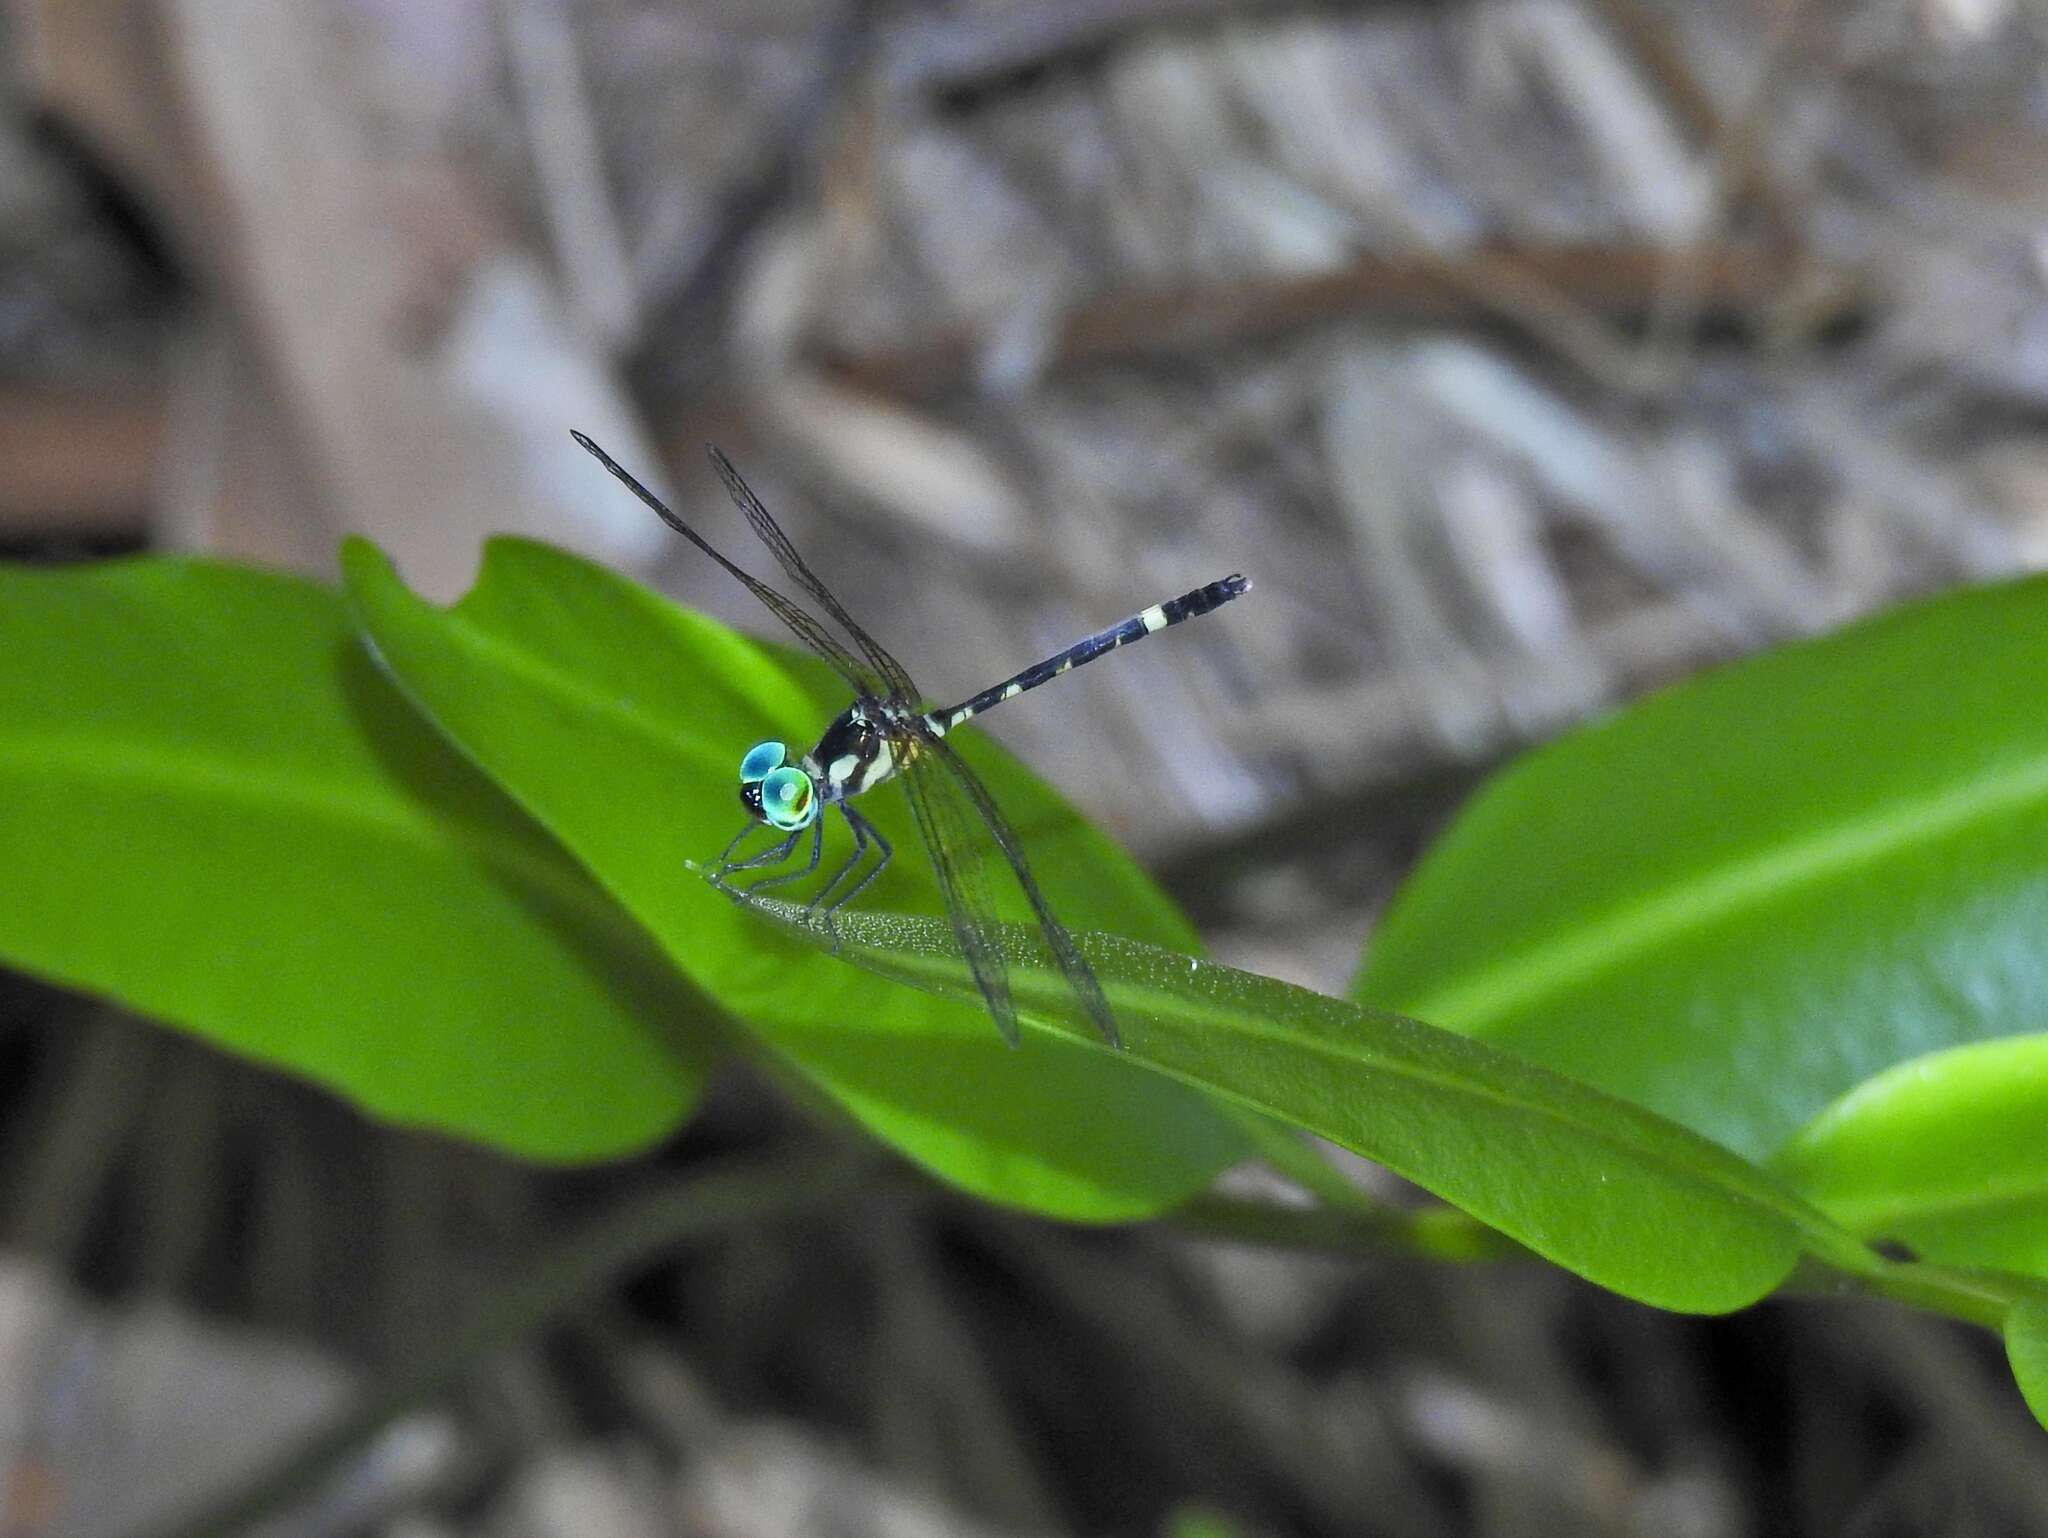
569 430 618 473
705 445 755 508
1221 572 1251 596
1076 970 1123 1049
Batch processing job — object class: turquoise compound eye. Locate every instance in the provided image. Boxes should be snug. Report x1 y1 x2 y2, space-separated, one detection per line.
739 741 786 784
759 766 817 831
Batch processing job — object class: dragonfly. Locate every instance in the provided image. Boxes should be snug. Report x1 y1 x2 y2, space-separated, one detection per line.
572 429 1249 1050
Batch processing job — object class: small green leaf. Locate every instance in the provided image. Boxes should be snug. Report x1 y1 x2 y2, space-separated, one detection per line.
742 894 1862 1313
1357 578 2048 1161
1164 1507 1245 1538
1774 1035 2048 1274
2007 1296 2048 1431
0 559 707 1159
343 535 1249 1219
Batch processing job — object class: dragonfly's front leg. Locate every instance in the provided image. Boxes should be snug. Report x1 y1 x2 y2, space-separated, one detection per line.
714 822 759 875
716 822 804 882
741 815 825 896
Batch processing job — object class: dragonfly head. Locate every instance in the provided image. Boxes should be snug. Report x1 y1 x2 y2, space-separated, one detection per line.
739 740 818 831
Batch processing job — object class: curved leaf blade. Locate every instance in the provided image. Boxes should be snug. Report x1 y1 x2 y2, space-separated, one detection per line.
2007 1296 2048 1432
0 558 707 1159
1774 1035 2048 1274
342 535 1249 1220
738 895 1860 1313
1357 578 2048 1161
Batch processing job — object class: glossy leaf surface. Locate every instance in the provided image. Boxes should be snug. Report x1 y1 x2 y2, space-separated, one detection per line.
1358 578 2048 1161
1775 1035 2048 1274
0 559 706 1158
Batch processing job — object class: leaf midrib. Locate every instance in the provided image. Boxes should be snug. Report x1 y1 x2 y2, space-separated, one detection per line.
1139 1003 1825 1244
817 914 1844 1255
1399 752 2048 1029
0 733 635 938
836 966 1825 1300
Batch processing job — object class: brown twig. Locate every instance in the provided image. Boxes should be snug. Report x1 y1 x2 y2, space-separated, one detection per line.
630 0 878 406
0 389 163 539
820 242 1862 400
1586 0 1805 243
1618 0 1823 397
886 0 1441 102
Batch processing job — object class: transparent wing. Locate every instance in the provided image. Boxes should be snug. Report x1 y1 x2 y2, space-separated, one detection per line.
573 432 884 697
894 732 1019 1047
901 725 1121 1050
708 447 922 705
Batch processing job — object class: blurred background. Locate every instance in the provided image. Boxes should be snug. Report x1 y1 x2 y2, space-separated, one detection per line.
7 0 2048 1532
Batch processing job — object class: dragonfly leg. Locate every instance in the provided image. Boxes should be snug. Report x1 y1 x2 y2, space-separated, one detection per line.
713 821 760 880
823 808 891 914
809 804 872 913
720 824 804 877
741 815 824 895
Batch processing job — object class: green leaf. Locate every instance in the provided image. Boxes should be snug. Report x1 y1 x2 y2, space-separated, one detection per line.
2007 1296 2048 1431
0 558 707 1159
735 894 1858 1312
1163 1507 1245 1538
1774 1035 2048 1274
342 535 1249 1219
1356 577 2048 1162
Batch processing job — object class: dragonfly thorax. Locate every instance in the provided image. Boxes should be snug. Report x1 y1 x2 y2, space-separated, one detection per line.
808 700 925 804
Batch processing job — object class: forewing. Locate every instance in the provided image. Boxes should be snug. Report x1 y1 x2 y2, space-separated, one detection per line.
573 432 883 696
895 738 1019 1047
708 447 922 704
909 726 1121 1049
730 584 882 700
